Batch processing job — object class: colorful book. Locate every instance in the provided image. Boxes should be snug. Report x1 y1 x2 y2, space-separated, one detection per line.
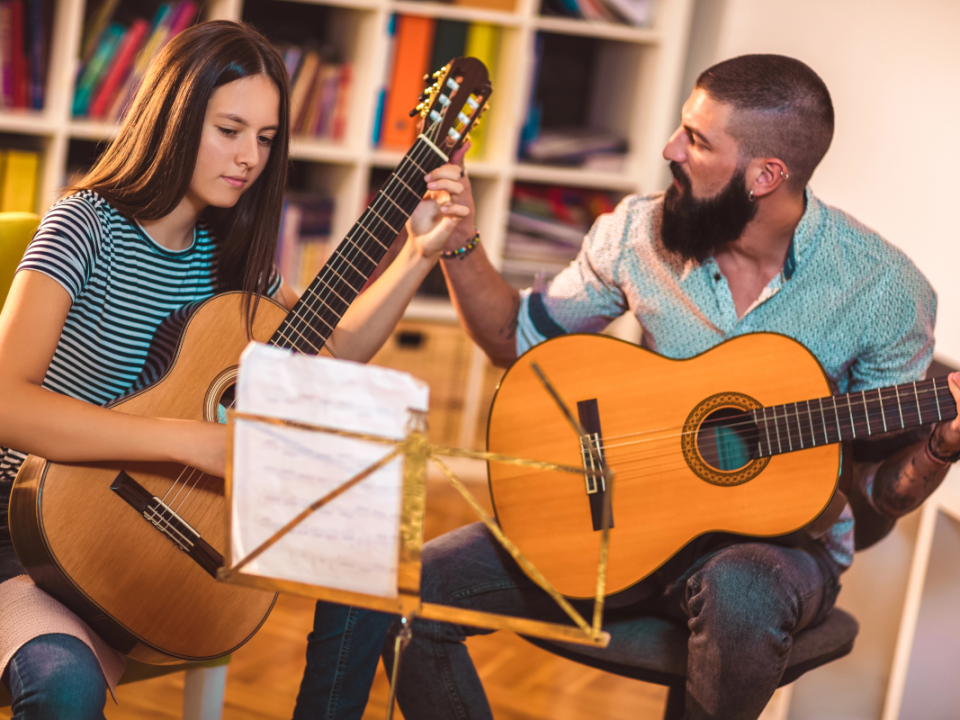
463 23 499 159
10 1 26 108
429 19 468 76
289 49 322 133
79 0 121 64
380 14 436 149
0 149 39 212
331 63 352 141
88 18 149 119
0 3 13 107
72 21 124 117
371 14 398 146
27 0 44 109
104 2 175 121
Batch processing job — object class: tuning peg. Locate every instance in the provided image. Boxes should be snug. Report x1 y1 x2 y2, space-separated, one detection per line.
432 69 444 79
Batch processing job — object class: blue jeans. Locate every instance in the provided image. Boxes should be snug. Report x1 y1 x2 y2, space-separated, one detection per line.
383 523 842 720
2 634 106 720
293 601 394 719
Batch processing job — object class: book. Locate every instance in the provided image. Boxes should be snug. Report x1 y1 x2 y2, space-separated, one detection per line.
72 21 124 117
330 63 352 141
380 14 435 149
290 49 321 132
0 3 13 108
27 0 46 109
463 23 499 160
88 18 149 119
0 149 38 212
371 14 398 147
10 1 26 108
79 0 121 64
429 19 468 76
277 192 335 292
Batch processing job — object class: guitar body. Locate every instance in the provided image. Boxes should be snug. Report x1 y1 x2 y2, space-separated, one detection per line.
487 332 840 599
11 293 287 663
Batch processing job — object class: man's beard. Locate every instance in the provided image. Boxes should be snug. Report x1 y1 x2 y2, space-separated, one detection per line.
660 161 758 263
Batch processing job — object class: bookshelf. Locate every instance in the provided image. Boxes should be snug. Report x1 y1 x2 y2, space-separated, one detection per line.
0 0 693 453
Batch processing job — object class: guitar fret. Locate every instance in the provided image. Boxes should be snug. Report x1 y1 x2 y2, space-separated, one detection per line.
793 404 803 449
323 264 362 294
381 192 407 215
934 378 943 421
761 407 773 457
894 385 905 428
291 304 334 333
392 175 424 202
878 388 888 432
914 381 923 424
818 398 829 444
832 396 843 441
310 277 349 307
806 400 818 447
354 219 390 250
280 317 323 353
403 153 427 174
772 405 783 454
368 206 399 234
862 390 871 435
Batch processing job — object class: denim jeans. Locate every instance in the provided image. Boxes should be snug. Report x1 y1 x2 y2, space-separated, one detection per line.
292 601 394 720
382 522 843 720
0 548 107 720
2 634 106 720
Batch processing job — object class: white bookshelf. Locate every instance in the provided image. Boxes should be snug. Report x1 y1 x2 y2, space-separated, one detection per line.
1 0 693 450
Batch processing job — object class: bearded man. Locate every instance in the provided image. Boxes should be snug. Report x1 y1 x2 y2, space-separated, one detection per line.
291 54 960 720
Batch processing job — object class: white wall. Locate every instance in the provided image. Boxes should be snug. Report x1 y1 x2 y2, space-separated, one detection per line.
680 0 960 368
679 2 960 717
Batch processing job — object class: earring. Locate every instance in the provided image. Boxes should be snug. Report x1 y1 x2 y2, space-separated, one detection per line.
749 189 755 202
780 171 790 180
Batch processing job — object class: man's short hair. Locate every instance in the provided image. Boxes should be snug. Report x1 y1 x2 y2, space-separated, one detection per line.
695 55 834 190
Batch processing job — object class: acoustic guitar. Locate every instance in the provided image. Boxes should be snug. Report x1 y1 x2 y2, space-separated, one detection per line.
10 58 492 664
486 332 957 599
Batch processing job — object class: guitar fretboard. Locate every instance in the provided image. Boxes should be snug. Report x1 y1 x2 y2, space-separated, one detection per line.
752 378 958 457
268 136 448 354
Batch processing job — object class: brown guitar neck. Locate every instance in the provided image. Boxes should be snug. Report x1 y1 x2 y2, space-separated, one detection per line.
755 378 959 458
268 137 448 355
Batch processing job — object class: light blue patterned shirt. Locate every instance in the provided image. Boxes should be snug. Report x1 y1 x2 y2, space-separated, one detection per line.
516 188 937 568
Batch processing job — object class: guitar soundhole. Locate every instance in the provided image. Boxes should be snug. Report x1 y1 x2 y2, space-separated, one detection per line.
696 408 759 472
216 384 237 425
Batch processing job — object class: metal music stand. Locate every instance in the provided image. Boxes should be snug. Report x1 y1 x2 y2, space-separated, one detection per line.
218 364 613 719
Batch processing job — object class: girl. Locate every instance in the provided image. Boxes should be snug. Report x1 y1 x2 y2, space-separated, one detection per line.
0 20 470 719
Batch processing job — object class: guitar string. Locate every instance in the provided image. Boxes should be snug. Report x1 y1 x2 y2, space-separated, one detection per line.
162 120 457 529
574 395 952 475
587 384 954 452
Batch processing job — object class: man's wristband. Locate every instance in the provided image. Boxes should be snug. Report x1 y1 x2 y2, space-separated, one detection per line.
926 426 960 465
441 228 480 260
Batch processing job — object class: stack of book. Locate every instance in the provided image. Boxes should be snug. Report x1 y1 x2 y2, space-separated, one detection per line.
72 0 198 122
285 45 351 142
374 15 499 160
501 183 619 289
0 0 50 111
277 191 336 294
540 0 653 26
0 148 39 211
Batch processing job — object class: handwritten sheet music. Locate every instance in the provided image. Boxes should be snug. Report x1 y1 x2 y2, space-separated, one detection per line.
230 342 429 598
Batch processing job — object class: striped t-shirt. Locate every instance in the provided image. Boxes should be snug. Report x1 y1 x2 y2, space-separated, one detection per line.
0 189 280 548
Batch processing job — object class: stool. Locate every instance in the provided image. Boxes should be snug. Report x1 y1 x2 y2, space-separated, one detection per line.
0 655 231 720
525 607 858 720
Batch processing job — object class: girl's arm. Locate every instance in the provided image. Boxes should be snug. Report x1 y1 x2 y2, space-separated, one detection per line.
0 271 226 476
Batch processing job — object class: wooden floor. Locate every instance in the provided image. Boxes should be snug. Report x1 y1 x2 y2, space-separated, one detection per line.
3 476 667 720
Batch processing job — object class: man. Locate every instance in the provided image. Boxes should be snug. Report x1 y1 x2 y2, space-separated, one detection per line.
293 54 960 720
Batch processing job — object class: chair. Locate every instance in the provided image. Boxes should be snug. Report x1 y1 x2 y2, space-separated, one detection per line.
525 607 858 720
0 655 231 720
0 212 40 307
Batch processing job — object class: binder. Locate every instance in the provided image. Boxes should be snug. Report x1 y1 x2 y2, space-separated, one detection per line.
380 15 436 149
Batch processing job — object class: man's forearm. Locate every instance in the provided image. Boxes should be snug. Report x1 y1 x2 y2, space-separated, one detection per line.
440 242 521 367
870 426 955 518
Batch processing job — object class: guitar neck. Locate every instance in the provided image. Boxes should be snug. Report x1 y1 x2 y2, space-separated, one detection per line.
754 378 959 457
268 136 448 354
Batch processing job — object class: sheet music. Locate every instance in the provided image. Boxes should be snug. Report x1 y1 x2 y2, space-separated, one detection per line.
230 342 429 598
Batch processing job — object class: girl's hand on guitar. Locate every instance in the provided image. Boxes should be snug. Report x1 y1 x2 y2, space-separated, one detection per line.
166 419 228 479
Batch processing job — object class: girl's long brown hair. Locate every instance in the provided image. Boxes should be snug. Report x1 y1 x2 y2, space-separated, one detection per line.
76 20 290 319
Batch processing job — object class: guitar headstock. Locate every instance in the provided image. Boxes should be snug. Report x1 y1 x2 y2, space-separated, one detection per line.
415 57 493 154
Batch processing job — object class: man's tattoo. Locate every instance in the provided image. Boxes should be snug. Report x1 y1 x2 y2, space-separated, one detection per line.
875 447 950 518
499 295 520 341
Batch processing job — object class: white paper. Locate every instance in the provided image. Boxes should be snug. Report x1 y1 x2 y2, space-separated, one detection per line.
230 342 429 598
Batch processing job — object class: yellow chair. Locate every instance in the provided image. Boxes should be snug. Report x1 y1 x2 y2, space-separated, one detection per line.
0 654 232 719
0 212 40 308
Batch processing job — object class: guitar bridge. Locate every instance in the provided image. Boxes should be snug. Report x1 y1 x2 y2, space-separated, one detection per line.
110 471 224 578
577 399 613 532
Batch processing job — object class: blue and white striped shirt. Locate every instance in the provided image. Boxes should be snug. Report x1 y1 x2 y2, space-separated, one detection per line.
0 189 279 548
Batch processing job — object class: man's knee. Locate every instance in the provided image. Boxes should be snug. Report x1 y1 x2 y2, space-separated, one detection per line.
7 635 106 720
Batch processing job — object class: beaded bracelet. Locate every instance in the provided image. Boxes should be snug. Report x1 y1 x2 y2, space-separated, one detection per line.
926 427 960 465
441 228 480 260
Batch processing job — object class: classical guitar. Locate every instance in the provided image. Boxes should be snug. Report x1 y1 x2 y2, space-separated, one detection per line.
486 332 957 599
11 58 492 664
